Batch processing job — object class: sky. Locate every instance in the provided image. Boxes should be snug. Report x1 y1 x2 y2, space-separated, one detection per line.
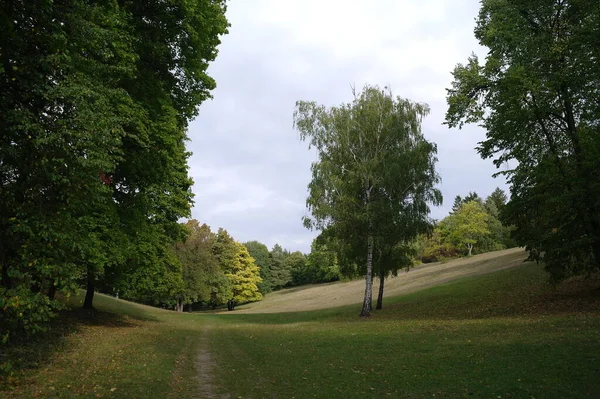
186 0 508 253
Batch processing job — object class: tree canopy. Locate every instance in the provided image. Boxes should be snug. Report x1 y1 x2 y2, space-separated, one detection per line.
445 0 600 282
294 84 441 316
0 0 229 342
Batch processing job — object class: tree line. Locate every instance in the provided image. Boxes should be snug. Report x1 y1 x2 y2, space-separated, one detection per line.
416 188 516 263
165 220 350 312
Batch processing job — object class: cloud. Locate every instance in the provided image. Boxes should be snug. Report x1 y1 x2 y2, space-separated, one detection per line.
187 0 507 252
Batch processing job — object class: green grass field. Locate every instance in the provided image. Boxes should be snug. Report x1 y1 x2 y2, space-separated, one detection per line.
2 253 599 398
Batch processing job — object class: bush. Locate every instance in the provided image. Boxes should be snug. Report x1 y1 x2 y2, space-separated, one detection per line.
0 287 60 346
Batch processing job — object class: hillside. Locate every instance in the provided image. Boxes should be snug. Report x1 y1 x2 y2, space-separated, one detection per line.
233 247 527 313
4 247 599 399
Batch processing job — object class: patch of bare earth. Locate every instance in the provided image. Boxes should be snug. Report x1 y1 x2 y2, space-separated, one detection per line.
169 328 228 399
194 330 225 399
232 248 528 314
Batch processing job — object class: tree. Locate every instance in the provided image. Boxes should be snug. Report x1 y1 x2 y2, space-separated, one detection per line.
374 242 415 310
292 238 343 286
172 220 222 312
446 201 490 256
0 0 229 339
294 84 441 316
225 242 263 304
451 191 481 213
212 228 238 279
269 244 291 290
285 251 309 285
445 0 600 282
487 187 508 217
244 241 274 294
415 226 458 263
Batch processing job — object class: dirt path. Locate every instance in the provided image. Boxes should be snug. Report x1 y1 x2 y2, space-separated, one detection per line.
194 329 228 399
231 247 528 314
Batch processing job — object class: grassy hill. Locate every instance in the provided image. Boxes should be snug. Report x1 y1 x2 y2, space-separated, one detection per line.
233 247 527 314
2 249 599 398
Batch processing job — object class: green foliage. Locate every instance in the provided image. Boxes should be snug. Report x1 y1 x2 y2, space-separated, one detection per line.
451 191 481 213
445 0 600 282
0 287 60 345
292 239 342 285
226 242 263 304
244 241 274 294
172 220 225 310
445 201 490 256
269 244 292 290
294 84 442 315
0 0 229 340
487 187 508 217
417 188 514 262
415 227 458 263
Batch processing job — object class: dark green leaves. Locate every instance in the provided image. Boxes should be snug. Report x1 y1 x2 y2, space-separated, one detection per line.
445 0 600 282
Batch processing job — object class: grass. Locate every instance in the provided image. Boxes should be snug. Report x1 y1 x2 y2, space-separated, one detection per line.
2 252 599 398
234 248 527 314
208 263 600 398
1 294 205 398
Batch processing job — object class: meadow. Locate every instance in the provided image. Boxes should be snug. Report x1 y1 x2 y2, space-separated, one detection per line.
2 250 599 398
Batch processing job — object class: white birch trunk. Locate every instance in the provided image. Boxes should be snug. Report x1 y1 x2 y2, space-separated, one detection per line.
360 233 374 317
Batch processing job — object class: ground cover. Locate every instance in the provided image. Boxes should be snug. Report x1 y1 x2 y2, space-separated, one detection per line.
2 249 598 398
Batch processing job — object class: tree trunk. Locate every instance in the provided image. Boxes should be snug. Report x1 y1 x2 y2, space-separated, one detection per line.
47 283 56 300
360 234 374 317
467 243 473 256
376 267 385 310
176 299 183 312
0 263 10 289
83 268 95 310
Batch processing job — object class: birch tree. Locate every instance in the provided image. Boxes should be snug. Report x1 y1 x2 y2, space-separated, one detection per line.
294 84 441 316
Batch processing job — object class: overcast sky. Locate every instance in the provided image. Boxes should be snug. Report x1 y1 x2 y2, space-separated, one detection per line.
186 0 508 253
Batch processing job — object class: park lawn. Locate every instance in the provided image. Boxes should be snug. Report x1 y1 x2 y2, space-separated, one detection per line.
207 262 600 399
1 294 206 399
1 259 599 398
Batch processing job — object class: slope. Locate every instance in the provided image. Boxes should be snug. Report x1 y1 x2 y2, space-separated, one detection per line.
233 247 527 313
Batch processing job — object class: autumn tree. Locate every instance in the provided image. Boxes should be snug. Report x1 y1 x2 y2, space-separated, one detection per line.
294 84 441 316
445 0 600 282
226 242 263 304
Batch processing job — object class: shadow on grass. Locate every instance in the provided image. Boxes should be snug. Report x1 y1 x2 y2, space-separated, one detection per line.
0 301 159 389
